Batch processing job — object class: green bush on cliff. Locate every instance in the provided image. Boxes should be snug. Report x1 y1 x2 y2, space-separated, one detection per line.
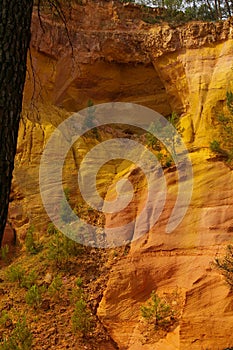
215 245 233 288
210 91 233 167
140 291 176 330
145 111 182 168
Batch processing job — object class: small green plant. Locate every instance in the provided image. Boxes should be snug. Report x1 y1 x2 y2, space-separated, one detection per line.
145 123 161 151
72 299 94 336
0 311 11 327
215 245 233 288
69 276 85 305
25 285 42 308
0 316 32 350
0 245 9 262
6 264 26 285
69 288 83 304
140 291 175 330
145 112 182 168
48 274 63 298
6 265 37 289
25 226 42 255
210 91 233 166
47 229 84 268
210 139 222 153
168 111 181 129
165 157 172 168
210 138 229 159
227 90 233 114
47 222 58 235
20 270 38 289
76 277 83 287
60 188 75 224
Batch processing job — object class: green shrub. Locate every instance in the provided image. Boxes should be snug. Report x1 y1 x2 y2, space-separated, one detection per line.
25 285 42 308
25 226 42 255
215 245 233 288
165 157 172 168
0 311 11 327
69 276 85 305
47 223 58 235
60 188 75 224
210 140 222 153
0 245 9 263
76 277 83 287
69 289 82 304
6 265 26 285
124 0 229 22
210 139 229 160
47 229 84 268
6 265 37 289
48 274 63 298
210 91 233 166
72 299 94 336
140 291 175 330
0 316 32 350
145 111 182 168
20 270 38 290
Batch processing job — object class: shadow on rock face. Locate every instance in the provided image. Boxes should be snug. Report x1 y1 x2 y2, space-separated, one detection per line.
2 222 16 248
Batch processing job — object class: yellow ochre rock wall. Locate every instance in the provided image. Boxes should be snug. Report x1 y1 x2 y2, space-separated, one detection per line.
7 1 233 349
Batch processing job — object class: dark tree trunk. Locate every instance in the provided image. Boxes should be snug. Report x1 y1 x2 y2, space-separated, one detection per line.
217 0 222 19
0 0 33 246
206 0 217 20
225 0 232 17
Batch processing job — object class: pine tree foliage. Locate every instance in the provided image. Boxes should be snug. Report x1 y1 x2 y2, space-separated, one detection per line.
135 0 233 20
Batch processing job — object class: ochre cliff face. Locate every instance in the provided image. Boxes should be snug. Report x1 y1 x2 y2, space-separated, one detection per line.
24 3 233 146
8 1 233 348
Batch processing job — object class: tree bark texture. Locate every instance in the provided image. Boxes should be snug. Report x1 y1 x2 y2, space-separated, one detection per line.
0 0 33 246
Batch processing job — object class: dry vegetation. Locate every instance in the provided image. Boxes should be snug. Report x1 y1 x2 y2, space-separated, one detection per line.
0 226 129 349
